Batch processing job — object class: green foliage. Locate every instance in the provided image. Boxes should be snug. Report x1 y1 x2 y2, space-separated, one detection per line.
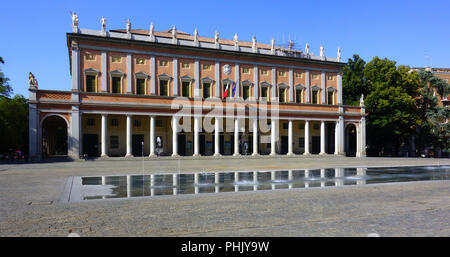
342 54 366 105
0 94 29 154
416 71 450 152
0 57 13 97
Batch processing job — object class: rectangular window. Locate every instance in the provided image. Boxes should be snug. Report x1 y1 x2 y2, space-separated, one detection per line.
181 81 191 97
295 89 303 103
181 62 190 68
136 58 145 65
111 119 118 127
159 60 168 67
156 120 163 127
110 136 119 149
87 118 95 126
242 67 250 74
203 64 211 70
261 87 268 99
327 75 334 80
203 83 211 98
295 72 303 78
86 75 96 92
299 123 305 129
278 71 286 77
313 124 320 130
261 69 268 75
327 91 334 105
112 77 121 93
312 74 318 79
243 85 250 100
312 91 318 104
136 78 145 95
159 80 169 96
279 88 286 103
134 119 141 127
85 53 95 60
112 56 121 63
282 123 288 130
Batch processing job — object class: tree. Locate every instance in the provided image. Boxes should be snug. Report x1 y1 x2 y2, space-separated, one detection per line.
416 71 450 155
0 57 13 98
342 54 366 105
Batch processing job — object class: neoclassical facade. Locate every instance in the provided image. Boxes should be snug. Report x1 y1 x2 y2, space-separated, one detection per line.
28 17 367 160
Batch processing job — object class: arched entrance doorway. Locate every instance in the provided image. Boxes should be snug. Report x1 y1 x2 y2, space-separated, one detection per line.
345 124 357 157
41 115 68 158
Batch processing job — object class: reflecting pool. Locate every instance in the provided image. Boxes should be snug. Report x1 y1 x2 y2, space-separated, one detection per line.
69 166 450 201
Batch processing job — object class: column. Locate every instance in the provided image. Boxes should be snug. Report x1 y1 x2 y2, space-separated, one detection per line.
71 45 80 91
321 71 326 104
234 63 240 98
334 121 339 155
339 115 345 154
287 120 294 155
28 104 38 161
303 120 310 155
193 116 200 156
233 118 240 156
172 116 179 157
125 115 133 157
289 68 294 102
305 70 310 103
337 72 342 104
101 51 107 92
173 58 178 96
271 67 277 101
194 60 200 97
270 119 276 155
356 123 361 157
254 65 259 99
214 117 220 156
215 62 220 98
320 121 326 155
150 56 156 95
361 116 366 156
126 53 132 93
252 118 258 156
149 115 155 157
69 106 81 159
101 114 108 157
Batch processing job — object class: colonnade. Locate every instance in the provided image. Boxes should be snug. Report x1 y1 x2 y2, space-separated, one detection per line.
96 114 366 157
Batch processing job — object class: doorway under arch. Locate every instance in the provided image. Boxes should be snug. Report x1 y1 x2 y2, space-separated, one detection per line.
345 123 357 157
41 115 68 158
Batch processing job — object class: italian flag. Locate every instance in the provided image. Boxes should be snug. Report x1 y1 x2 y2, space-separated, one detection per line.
223 84 229 98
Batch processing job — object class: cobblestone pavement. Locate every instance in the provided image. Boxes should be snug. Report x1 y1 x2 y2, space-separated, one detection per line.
0 156 449 236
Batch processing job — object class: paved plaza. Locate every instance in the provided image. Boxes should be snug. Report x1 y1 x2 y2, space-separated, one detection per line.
0 156 449 236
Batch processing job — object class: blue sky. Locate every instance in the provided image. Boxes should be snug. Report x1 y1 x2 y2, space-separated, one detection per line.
1 0 449 97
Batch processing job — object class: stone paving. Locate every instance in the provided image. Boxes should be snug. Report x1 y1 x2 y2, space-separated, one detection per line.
0 156 449 236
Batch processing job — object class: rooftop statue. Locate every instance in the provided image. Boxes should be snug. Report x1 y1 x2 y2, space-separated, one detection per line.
214 31 219 44
337 47 341 61
320 45 324 57
252 36 257 49
149 22 154 37
29 72 38 89
101 16 106 32
71 12 78 28
360 94 365 106
126 19 131 33
305 43 309 55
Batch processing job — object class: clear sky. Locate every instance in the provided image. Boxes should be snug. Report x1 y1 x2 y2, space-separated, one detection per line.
1 0 449 97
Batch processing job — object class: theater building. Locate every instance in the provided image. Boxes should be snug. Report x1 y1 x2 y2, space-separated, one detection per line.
28 16 366 160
